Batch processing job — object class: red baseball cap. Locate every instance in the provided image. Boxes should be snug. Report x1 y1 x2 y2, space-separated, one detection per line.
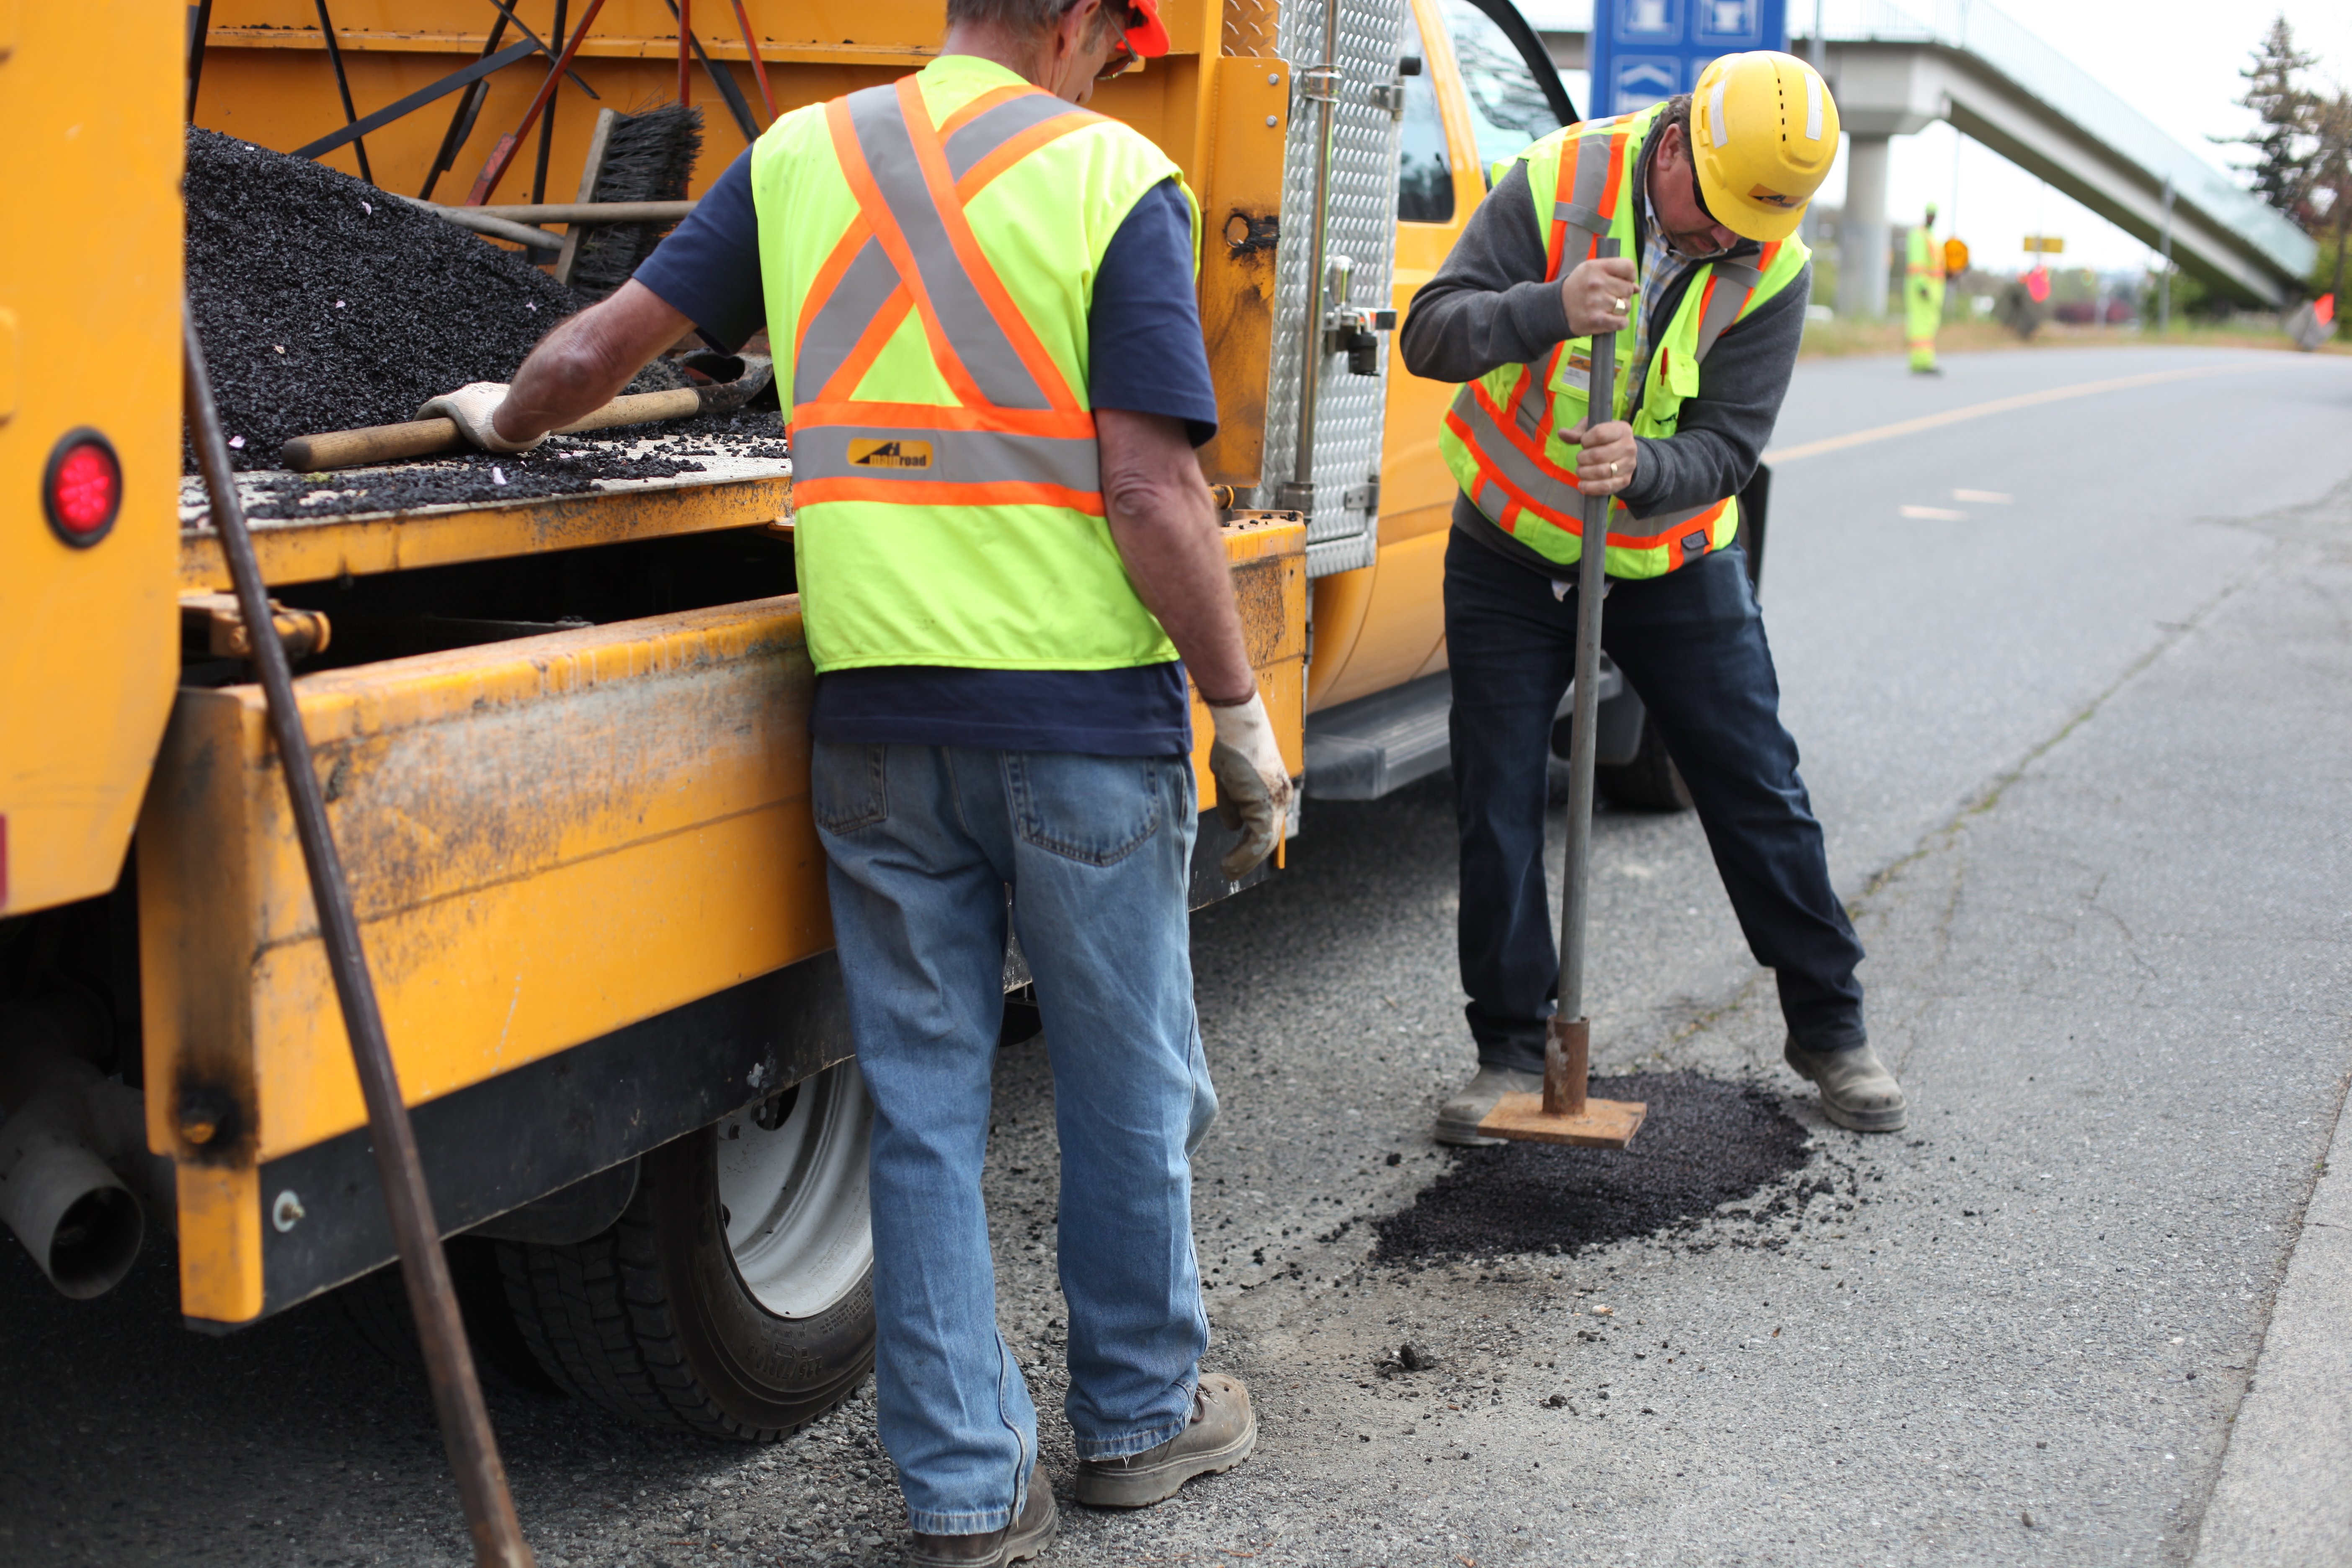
1123 0 1169 57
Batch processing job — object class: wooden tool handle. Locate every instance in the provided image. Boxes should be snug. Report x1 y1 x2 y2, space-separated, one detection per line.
554 387 703 434
281 387 705 472
281 417 465 472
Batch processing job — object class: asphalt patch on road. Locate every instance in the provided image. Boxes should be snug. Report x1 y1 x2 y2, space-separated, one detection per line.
1372 1071 1812 1262
184 128 683 471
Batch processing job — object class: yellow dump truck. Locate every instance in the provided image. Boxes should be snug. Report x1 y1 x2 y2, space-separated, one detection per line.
3 0 1670 1439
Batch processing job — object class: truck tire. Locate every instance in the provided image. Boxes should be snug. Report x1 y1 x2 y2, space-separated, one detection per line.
496 1059 876 1441
1594 715 1693 812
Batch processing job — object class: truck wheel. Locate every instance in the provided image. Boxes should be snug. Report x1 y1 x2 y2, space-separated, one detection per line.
1594 715 1693 812
497 1060 876 1440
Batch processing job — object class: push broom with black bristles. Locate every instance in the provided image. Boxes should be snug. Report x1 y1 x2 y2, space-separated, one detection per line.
556 101 704 299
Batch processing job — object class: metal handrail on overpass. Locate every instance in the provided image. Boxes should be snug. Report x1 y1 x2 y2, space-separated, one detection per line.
1526 0 2316 311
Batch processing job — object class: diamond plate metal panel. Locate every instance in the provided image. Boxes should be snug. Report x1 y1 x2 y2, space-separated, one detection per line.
1251 0 1408 578
1221 0 1281 59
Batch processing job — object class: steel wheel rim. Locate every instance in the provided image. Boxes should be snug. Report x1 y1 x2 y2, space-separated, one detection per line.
714 1061 873 1318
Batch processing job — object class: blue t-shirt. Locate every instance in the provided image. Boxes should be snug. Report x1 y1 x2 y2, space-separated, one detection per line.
634 149 1220 757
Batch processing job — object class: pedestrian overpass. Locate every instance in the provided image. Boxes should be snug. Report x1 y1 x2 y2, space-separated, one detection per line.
1532 0 2316 312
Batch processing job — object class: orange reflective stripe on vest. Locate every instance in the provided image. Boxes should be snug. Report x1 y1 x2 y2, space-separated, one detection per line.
1506 128 1628 445
792 77 1105 511
1447 115 1769 567
1446 388 1730 570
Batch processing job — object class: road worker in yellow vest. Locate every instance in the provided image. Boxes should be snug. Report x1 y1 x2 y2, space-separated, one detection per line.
1908 202 1946 373
1402 52 1910 1144
419 1 1280 1560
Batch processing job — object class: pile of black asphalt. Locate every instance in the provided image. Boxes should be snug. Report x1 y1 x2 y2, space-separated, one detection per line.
183 127 694 473
1373 1070 1813 1262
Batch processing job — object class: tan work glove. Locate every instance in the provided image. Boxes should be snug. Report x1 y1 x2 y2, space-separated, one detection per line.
415 382 544 454
1207 690 1294 880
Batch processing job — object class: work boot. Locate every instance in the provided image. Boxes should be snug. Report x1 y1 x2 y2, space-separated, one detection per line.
1073 1373 1256 1509
1784 1039 1908 1132
906 1482 1057 1568
1433 1064 1543 1146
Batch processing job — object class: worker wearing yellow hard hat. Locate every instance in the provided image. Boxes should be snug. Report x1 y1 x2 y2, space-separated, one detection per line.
1687 48 1844 241
1406 51 1911 1145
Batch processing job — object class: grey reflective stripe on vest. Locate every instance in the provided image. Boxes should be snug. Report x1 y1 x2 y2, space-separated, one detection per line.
1452 382 1577 518
1691 258 1761 363
1452 380 1720 539
791 422 1102 493
798 90 1090 407
944 91 1092 183
794 237 901 403
1510 358 1548 436
1552 199 1606 242
1548 131 1621 262
1516 126 1629 439
841 84 1054 411
1550 120 1754 370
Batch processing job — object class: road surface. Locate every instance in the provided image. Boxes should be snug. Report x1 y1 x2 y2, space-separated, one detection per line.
3 344 2348 1568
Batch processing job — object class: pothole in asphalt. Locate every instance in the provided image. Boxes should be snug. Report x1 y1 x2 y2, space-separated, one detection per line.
1372 1071 1813 1262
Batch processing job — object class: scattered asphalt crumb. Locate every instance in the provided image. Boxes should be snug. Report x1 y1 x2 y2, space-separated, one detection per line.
233 416 787 518
1372 1071 1814 1262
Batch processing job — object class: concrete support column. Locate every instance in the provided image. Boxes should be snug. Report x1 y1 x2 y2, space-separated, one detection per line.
1839 133 1892 320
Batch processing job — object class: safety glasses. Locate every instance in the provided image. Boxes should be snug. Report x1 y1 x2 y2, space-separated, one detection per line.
1096 1 1146 77
1676 162 1737 260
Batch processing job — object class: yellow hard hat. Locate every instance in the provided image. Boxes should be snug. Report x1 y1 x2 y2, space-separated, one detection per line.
1689 51 1840 243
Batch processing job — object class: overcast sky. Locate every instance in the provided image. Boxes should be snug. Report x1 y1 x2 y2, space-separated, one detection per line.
1524 0 2350 277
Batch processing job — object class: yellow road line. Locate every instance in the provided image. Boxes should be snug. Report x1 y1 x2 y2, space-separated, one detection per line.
1763 361 2275 465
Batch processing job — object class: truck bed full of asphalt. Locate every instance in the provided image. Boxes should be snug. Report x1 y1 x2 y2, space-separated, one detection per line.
183 127 686 472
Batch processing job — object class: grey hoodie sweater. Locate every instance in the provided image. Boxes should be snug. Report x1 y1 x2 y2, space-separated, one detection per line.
1397 118 1810 578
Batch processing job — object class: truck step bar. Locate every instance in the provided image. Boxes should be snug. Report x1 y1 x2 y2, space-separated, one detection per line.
1302 663 1628 802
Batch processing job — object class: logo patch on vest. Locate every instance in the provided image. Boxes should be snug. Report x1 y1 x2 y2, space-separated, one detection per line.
849 438 933 469
1683 532 1708 553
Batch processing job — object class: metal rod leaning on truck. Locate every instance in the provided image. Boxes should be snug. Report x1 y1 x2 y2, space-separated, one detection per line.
183 311 536 1568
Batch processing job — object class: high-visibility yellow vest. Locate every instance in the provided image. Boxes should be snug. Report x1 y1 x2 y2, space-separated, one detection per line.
1439 103 1810 578
751 55 1196 673
1906 224 1945 283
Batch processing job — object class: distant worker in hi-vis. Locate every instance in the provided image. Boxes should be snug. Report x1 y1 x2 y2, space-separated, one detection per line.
1907 204 1946 374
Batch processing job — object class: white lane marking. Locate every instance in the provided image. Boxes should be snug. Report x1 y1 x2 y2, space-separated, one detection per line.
1900 505 1968 521
1953 488 2014 503
1763 361 2272 465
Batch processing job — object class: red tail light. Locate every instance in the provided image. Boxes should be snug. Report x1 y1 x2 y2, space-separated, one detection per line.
44 428 122 547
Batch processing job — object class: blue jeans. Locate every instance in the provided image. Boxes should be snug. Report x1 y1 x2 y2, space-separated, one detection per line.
1444 525 1867 1072
813 743 1213 1535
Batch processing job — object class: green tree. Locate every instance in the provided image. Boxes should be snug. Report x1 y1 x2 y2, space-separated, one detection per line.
2222 16 2319 225
2311 87 2352 305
